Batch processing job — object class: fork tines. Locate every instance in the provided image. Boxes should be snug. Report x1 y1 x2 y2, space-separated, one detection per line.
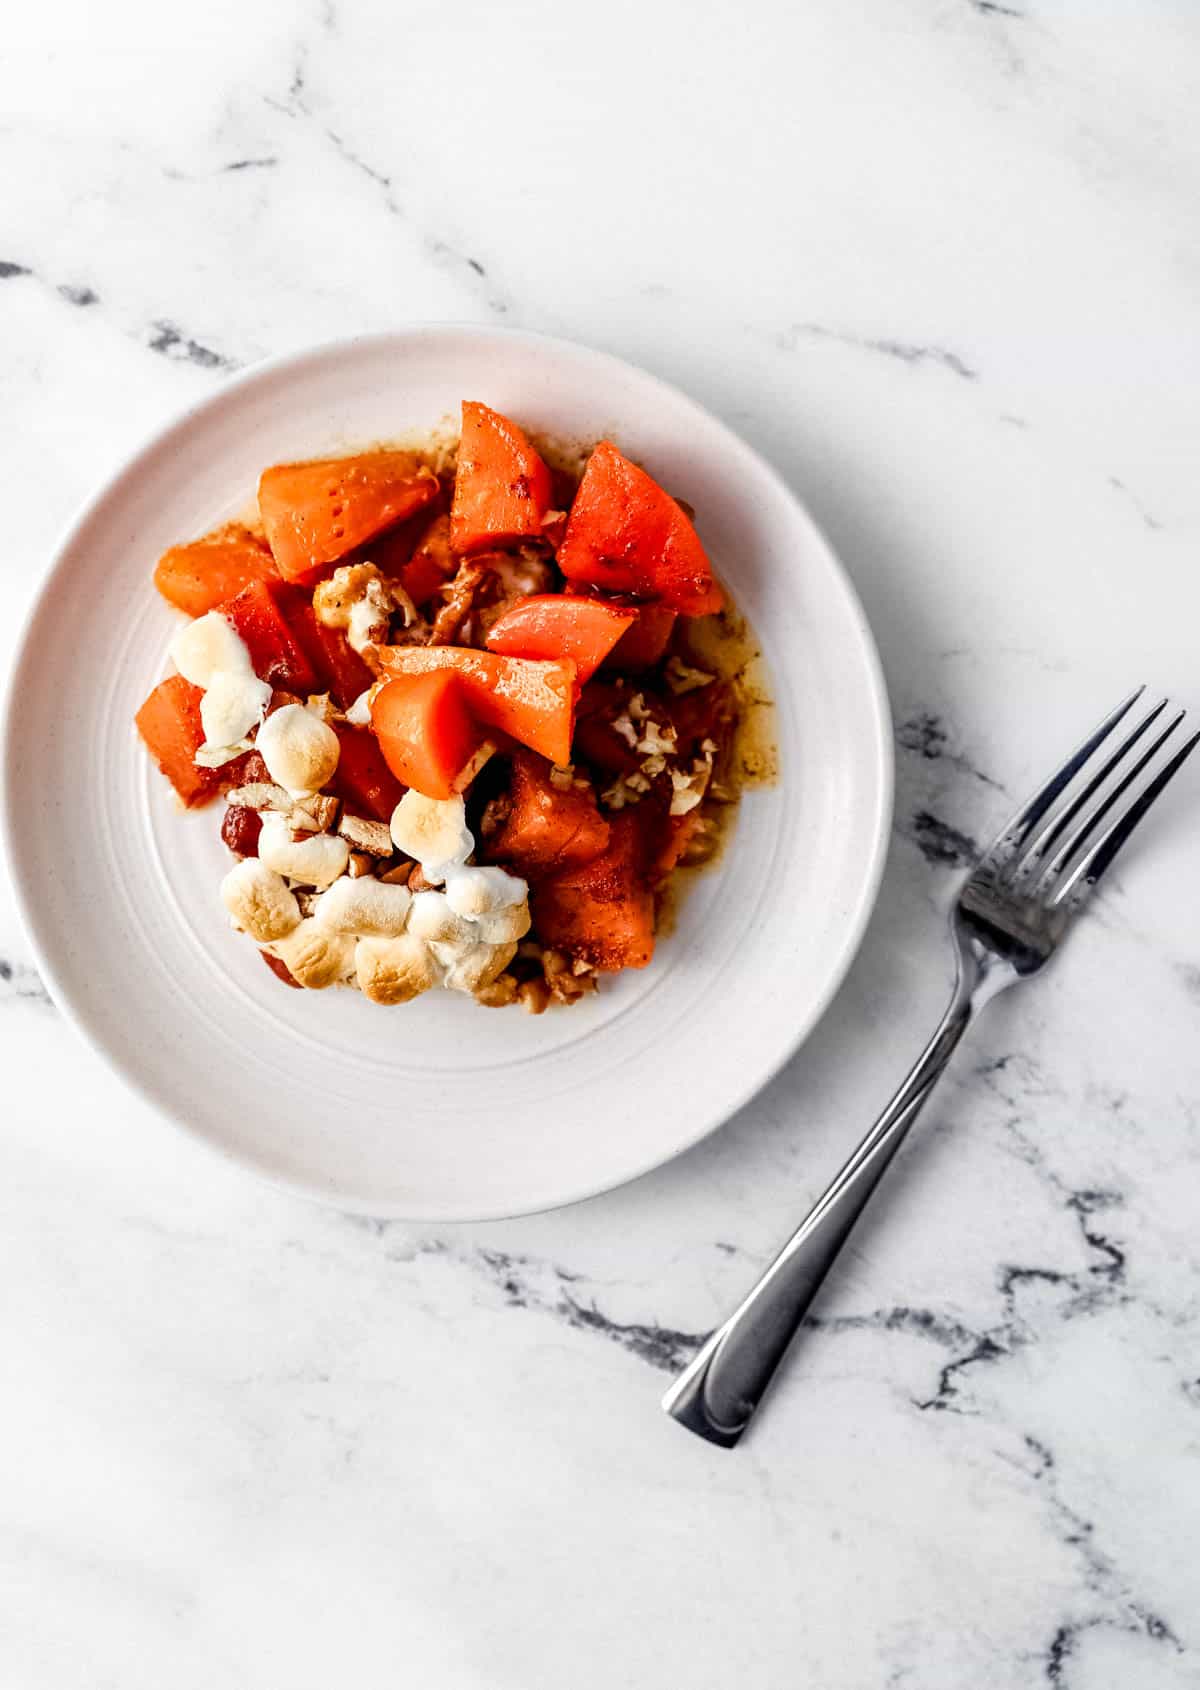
988 688 1198 904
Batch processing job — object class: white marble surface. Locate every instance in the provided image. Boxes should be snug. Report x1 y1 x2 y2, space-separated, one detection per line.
3 2 1200 1685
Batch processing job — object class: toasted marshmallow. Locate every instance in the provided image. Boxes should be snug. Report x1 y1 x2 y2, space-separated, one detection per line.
355 934 439 1004
389 792 473 883
258 813 350 888
195 739 257 771
474 903 532 946
170 612 252 688
199 670 272 752
315 875 412 937
256 704 340 795
407 889 473 945
220 859 301 943
271 919 356 989
243 769 531 1006
439 939 518 994
172 610 270 763
444 865 527 920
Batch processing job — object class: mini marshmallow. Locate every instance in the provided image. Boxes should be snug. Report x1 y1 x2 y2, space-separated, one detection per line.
171 611 271 763
355 934 440 1005
407 890 473 945
315 875 412 937
170 612 252 688
235 759 533 1005
220 859 301 943
389 792 473 883
271 920 356 989
439 939 519 994
258 813 350 888
474 903 532 946
444 865 527 920
199 670 271 752
256 704 340 795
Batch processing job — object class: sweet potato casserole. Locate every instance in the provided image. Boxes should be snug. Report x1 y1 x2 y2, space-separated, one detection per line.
136 402 750 1011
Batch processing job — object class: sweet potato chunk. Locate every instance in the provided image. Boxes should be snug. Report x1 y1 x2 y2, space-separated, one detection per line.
451 402 551 555
398 511 457 608
220 579 318 694
153 525 278 617
135 675 221 807
259 452 440 583
485 595 633 685
489 752 610 880
557 441 722 616
330 723 407 822
370 672 482 801
287 599 374 709
602 603 677 670
531 814 654 970
375 645 575 766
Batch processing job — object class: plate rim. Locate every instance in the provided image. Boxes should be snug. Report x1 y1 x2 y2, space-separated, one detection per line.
0 323 894 1220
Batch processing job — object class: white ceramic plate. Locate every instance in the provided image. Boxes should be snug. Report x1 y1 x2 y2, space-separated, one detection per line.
2 327 891 1220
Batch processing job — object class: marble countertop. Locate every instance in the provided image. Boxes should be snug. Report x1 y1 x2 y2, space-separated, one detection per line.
4 2 1199 1685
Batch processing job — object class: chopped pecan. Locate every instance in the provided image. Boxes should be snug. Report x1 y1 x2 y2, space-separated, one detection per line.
451 740 496 793
290 794 340 833
379 862 416 886
314 563 395 654
429 549 557 647
664 655 715 696
473 550 555 639
390 579 421 629
338 813 394 855
429 557 490 645
224 781 292 813
475 972 520 1009
678 814 720 866
540 509 568 549
517 976 551 1015
543 947 597 1004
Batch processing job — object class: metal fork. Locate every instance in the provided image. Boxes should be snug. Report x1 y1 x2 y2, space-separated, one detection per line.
663 688 1198 1448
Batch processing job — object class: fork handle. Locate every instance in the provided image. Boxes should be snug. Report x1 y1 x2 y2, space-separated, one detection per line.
663 955 998 1447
